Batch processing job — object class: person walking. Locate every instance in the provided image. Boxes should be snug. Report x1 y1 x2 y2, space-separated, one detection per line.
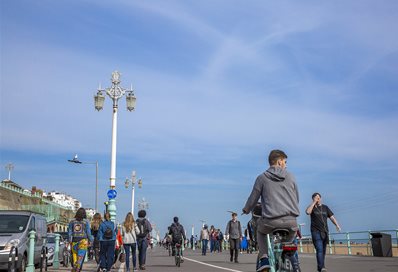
68 207 94 272
136 210 152 270
225 212 242 263
306 193 341 272
242 149 300 272
200 225 210 256
90 213 102 264
121 212 140 272
98 211 117 272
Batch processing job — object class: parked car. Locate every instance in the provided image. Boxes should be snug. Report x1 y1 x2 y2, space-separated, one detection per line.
46 233 66 266
0 210 47 271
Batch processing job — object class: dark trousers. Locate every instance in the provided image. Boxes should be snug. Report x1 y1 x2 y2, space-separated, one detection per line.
229 238 240 261
137 238 148 266
99 240 115 271
311 230 328 272
123 243 137 269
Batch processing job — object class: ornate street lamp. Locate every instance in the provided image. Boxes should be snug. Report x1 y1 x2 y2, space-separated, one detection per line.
125 170 142 215
93 71 136 222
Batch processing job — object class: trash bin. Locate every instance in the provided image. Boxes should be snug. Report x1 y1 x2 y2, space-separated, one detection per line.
370 232 392 257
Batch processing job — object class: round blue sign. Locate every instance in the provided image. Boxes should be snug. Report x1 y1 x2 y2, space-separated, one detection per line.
107 189 117 199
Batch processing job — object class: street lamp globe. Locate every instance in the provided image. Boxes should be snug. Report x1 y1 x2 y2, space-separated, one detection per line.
126 92 136 111
138 178 143 188
94 90 105 111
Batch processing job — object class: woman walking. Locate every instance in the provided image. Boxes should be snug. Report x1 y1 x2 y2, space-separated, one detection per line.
121 212 140 271
68 207 93 272
90 212 102 264
98 212 116 272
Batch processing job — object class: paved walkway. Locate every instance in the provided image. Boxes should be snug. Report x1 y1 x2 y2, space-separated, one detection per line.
38 247 398 272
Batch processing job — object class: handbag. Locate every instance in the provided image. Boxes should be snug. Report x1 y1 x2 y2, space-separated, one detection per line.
119 249 126 263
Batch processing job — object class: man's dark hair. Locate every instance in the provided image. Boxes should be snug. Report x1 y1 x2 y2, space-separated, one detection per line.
75 207 86 221
268 149 288 166
312 192 321 199
173 216 179 223
138 210 146 218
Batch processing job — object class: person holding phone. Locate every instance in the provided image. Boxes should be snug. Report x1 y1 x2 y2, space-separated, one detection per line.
306 193 341 272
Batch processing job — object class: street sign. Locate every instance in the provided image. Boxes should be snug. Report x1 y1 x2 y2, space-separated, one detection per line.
107 189 117 199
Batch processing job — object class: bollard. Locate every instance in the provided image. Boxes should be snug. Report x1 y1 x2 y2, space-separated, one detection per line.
328 233 333 254
8 246 18 272
53 233 60 269
26 230 36 272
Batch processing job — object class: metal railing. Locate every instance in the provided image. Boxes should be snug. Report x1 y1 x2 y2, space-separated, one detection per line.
299 229 398 257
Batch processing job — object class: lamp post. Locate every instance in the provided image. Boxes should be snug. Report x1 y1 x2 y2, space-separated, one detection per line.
94 71 136 222
138 197 149 211
68 155 99 212
124 170 142 216
5 163 14 180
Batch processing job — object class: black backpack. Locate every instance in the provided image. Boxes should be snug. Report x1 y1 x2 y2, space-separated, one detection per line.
103 221 114 240
136 219 148 238
104 227 113 240
171 223 183 242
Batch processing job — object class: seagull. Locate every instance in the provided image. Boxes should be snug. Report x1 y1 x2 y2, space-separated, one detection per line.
68 154 82 163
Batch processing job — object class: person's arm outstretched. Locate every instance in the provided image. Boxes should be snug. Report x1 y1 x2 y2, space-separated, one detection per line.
329 215 341 232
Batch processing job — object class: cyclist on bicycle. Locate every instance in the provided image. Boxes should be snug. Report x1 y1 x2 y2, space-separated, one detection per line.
169 217 186 260
242 149 300 272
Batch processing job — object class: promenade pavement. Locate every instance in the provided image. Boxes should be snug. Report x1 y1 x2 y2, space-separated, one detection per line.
38 247 398 272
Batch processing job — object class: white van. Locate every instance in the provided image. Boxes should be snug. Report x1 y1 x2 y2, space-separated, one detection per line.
0 210 47 271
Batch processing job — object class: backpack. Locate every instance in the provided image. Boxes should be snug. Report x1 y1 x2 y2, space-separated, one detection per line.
104 227 113 240
103 221 114 240
170 223 183 242
136 219 148 238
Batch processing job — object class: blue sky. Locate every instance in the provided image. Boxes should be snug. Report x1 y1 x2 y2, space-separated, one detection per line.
1 0 398 236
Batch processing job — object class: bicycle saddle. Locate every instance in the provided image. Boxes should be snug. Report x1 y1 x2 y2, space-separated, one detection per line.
272 229 291 238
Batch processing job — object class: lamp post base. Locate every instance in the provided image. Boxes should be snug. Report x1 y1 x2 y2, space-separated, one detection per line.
108 198 117 223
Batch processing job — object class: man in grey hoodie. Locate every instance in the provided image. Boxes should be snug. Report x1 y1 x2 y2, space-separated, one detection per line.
242 149 299 272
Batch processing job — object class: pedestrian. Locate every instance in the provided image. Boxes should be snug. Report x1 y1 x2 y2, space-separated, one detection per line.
217 229 224 252
136 209 152 270
121 212 140 272
242 149 300 272
98 211 117 272
306 192 341 272
225 212 242 263
200 224 210 255
68 207 94 272
90 212 102 264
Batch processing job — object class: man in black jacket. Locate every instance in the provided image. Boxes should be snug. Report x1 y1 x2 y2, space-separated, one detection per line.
169 217 187 259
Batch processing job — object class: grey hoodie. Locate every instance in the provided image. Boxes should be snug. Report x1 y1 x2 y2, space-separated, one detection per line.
242 166 299 220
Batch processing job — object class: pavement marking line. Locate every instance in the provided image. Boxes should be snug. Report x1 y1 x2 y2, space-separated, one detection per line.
185 257 244 272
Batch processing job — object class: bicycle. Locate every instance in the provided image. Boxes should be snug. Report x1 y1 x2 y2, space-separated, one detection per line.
173 240 184 267
260 228 300 272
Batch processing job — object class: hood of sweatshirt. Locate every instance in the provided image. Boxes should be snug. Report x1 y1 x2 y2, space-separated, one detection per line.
264 166 287 182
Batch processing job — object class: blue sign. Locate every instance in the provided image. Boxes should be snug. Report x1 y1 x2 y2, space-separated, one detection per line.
107 189 117 199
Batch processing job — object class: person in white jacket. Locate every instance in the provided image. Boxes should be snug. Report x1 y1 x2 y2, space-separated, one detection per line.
121 212 140 272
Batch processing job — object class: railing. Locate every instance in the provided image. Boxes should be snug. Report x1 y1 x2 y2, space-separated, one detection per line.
299 229 398 257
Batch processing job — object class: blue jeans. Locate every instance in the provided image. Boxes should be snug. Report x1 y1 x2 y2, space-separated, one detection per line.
311 231 327 272
137 238 148 267
99 240 115 271
202 239 208 255
124 243 137 269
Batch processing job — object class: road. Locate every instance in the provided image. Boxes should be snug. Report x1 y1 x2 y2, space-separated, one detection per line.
40 247 398 272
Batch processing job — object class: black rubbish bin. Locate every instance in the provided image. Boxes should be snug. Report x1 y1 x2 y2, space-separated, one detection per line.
370 232 392 257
